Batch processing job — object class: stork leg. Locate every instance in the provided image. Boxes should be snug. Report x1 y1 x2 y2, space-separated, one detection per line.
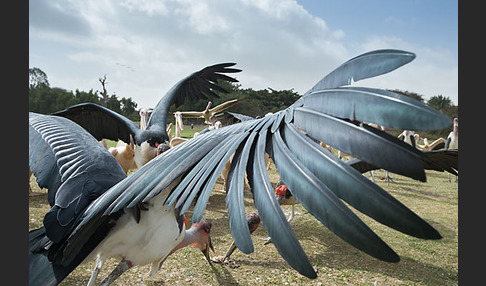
223 241 238 261
212 212 260 264
99 259 133 286
287 205 295 223
87 254 103 286
384 170 395 184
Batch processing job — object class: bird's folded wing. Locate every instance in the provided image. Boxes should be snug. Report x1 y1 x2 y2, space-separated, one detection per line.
29 113 126 243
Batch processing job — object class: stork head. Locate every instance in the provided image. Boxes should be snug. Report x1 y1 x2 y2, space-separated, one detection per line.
156 142 171 156
275 184 289 204
188 219 214 263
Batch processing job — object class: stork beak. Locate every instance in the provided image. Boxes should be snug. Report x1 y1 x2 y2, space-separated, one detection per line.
201 234 214 264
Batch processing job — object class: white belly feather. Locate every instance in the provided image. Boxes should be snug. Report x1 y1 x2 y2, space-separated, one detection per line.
86 179 184 267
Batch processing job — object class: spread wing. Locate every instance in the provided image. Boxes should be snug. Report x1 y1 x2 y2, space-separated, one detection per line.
70 50 451 279
52 63 241 145
51 102 141 144
347 149 458 176
146 63 241 132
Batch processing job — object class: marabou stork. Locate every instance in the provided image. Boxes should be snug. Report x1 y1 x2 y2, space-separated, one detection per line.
398 129 418 148
259 182 299 245
52 63 241 168
29 112 214 286
445 117 458 150
444 117 458 182
30 50 453 284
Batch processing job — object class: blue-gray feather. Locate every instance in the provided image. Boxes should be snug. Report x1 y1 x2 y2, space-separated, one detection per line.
304 49 415 95
302 87 451 131
279 122 440 239
293 107 427 181
270 128 400 261
248 131 317 278
225 132 258 254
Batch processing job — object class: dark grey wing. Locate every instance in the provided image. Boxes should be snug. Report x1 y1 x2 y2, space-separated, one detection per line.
29 112 126 243
147 63 241 132
29 112 128 285
420 149 458 174
58 50 452 280
52 102 141 144
347 149 458 176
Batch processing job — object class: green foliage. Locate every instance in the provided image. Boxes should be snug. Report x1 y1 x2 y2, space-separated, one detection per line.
168 81 301 125
389 89 425 102
29 67 50 89
427 95 453 110
28 68 457 137
28 68 138 120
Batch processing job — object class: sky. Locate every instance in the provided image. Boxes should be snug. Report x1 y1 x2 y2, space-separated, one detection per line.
29 0 458 109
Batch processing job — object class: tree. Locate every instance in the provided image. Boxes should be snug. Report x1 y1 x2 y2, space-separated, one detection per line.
389 89 424 102
120 97 138 120
427 95 453 111
98 74 109 107
29 67 50 89
106 94 121 113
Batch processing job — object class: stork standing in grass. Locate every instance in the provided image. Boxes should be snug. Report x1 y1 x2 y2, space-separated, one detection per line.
31 50 453 285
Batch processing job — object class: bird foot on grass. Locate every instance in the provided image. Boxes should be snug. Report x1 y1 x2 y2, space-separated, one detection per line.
259 237 273 245
210 256 240 269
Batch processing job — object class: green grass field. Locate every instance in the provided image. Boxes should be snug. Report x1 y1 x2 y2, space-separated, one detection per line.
29 129 458 285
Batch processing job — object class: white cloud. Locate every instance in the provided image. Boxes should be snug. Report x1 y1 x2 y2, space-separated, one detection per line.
29 0 457 108
350 35 458 104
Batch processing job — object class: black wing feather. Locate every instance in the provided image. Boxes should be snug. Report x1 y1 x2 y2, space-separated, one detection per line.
147 63 241 133
29 113 127 284
52 103 140 144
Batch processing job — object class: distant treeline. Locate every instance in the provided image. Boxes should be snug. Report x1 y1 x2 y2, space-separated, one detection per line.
29 67 457 137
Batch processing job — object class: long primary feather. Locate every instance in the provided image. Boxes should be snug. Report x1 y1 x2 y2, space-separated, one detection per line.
279 122 441 239
270 128 400 261
293 107 427 181
225 132 258 254
301 87 452 130
304 49 415 95
247 131 317 279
